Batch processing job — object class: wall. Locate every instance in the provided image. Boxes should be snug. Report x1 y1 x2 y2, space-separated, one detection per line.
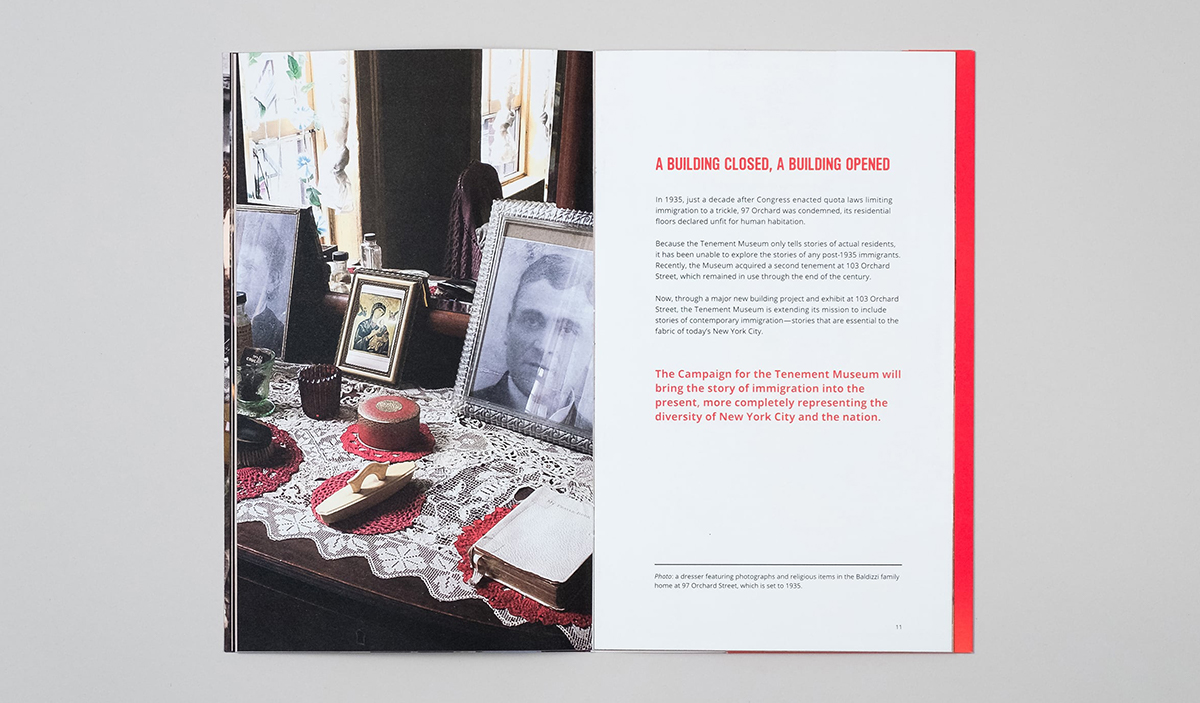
372 50 479 275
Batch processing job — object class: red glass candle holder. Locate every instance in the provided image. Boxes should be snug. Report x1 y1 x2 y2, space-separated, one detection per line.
298 364 342 420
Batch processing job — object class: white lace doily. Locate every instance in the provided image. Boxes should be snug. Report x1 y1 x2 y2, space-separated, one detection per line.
235 362 594 650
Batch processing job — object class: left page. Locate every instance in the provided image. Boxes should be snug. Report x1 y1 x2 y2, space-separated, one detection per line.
224 49 598 651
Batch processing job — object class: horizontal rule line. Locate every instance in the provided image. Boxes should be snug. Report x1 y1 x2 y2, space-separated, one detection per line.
654 563 903 567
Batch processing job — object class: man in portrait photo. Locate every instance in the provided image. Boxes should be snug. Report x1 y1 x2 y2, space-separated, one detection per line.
236 214 294 356
472 250 595 431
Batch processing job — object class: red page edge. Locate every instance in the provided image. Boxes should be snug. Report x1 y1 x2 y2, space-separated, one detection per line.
951 49 976 653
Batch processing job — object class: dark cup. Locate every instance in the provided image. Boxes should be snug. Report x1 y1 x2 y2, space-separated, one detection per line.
298 364 342 420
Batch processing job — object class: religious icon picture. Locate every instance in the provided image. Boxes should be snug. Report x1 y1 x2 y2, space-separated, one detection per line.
335 270 421 385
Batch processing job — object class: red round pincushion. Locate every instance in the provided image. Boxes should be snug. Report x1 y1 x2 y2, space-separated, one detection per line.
356 395 422 451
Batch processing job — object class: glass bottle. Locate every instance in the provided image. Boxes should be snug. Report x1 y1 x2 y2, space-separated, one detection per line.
329 250 352 293
360 232 382 269
235 291 253 356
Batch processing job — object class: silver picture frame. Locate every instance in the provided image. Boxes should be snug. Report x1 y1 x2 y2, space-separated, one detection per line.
452 199 595 454
233 204 303 359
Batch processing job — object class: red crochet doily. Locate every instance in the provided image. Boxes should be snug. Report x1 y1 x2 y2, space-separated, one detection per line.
340 423 436 462
454 504 592 628
309 470 427 535
236 424 303 501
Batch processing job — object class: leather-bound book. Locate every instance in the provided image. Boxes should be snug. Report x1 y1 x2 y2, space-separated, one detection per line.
469 487 593 611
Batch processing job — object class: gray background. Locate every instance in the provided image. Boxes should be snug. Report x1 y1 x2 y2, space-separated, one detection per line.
2 0 1197 700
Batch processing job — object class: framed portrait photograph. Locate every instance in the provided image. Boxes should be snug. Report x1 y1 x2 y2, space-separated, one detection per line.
233 204 305 358
453 199 595 453
335 270 421 386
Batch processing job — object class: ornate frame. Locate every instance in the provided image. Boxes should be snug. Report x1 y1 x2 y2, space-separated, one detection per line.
233 203 303 359
452 200 595 454
335 268 422 386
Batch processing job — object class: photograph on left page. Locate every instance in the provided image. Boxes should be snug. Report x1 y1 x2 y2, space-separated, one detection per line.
223 49 596 651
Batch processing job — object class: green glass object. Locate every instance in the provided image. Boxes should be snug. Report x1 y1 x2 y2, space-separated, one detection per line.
236 347 276 417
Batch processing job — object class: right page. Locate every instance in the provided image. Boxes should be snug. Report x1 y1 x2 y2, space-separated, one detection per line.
593 51 973 652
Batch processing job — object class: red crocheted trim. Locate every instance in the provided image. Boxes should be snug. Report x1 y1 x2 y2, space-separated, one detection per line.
309 470 427 535
340 423 436 462
236 424 303 501
454 504 592 628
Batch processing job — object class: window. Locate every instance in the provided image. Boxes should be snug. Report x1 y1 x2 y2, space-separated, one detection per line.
238 51 362 251
480 50 557 197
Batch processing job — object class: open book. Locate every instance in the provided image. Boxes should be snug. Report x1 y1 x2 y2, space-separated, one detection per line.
226 49 974 653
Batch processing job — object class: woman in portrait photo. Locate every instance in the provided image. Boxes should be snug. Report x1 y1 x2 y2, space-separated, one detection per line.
352 301 391 355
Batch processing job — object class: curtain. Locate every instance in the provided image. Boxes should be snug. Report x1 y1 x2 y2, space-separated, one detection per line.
553 52 593 213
